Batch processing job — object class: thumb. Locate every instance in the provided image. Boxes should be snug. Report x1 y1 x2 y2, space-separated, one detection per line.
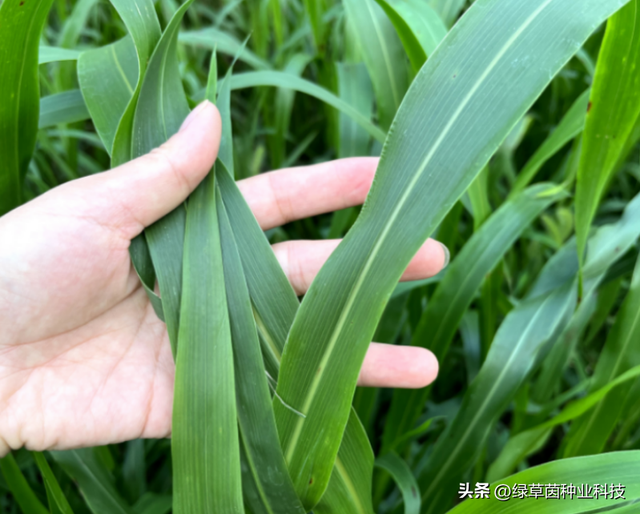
67 101 222 238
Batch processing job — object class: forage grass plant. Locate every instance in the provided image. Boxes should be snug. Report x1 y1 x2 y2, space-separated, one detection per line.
3 0 640 513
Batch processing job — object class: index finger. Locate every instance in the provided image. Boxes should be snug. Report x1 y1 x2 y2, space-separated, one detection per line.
237 157 379 230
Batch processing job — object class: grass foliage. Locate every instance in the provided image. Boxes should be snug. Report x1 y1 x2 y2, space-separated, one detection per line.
2 0 640 512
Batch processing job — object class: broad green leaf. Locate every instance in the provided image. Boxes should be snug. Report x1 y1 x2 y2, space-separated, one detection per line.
380 183 565 453
343 0 409 129
78 37 138 153
51 448 131 514
511 89 590 196
109 0 162 167
215 169 375 514
374 0 448 71
39 90 91 129
375 453 421 514
216 181 305 514
575 0 640 273
448 452 640 513
0 0 54 215
172 171 243 514
130 0 194 355
465 166 491 229
179 27 271 69
33 452 74 514
39 46 81 64
273 0 629 505
488 363 640 482
563 252 640 457
0 453 48 514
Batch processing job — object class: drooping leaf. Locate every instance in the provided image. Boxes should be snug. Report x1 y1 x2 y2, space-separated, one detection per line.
130 0 194 355
374 0 447 71
0 0 54 215
39 46 81 64
375 453 421 514
77 37 138 153
179 27 271 70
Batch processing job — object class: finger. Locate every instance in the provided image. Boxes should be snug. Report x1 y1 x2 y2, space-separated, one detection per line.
237 157 379 230
53 101 222 238
272 238 449 295
357 343 439 388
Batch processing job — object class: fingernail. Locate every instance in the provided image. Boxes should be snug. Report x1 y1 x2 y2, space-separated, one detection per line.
180 101 212 132
439 242 450 269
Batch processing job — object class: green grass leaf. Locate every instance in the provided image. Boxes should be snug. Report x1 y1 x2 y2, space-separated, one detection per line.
0 0 54 215
374 0 447 72
172 170 243 514
375 453 421 514
511 89 590 196
179 28 271 69
0 453 49 514
51 449 131 514
39 90 91 129
575 0 640 274
272 1 629 506
563 252 640 457
78 37 138 153
215 168 375 514
382 183 567 454
33 452 74 514
488 363 640 482
216 181 306 514
419 250 578 512
39 46 80 64
343 0 409 129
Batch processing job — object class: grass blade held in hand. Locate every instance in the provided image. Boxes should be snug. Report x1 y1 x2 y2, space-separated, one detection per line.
172 171 243 514
216 184 306 514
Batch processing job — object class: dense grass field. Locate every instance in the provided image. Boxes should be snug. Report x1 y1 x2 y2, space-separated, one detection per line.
3 0 640 512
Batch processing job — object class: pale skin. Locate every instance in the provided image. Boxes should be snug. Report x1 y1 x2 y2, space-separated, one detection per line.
0 101 444 456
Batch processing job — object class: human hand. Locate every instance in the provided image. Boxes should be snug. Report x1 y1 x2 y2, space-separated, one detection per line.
0 101 445 455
